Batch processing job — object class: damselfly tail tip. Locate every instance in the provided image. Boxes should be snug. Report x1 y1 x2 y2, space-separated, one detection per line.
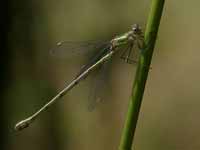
14 118 32 132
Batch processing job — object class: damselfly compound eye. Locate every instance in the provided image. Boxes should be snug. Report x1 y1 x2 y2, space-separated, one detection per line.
132 24 138 30
132 24 142 34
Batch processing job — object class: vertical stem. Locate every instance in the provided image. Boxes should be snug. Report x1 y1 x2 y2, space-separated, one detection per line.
119 0 165 149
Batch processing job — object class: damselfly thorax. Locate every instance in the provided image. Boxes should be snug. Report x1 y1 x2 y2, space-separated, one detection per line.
111 24 143 50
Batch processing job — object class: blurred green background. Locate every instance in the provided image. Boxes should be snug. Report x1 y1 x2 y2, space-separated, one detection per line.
2 0 200 150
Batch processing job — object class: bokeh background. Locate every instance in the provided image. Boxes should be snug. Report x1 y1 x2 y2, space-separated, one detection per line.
2 0 200 150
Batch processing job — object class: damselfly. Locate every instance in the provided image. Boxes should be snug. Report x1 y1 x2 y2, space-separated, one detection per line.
15 24 144 131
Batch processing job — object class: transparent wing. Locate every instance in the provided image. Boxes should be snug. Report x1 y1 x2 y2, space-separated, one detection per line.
50 40 110 58
120 43 140 64
87 60 111 111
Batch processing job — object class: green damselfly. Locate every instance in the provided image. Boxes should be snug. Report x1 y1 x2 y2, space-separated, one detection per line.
15 24 144 131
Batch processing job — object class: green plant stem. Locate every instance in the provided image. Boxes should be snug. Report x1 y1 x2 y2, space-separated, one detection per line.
119 0 165 149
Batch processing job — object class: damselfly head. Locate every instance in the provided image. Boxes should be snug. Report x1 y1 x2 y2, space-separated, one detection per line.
131 24 142 35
